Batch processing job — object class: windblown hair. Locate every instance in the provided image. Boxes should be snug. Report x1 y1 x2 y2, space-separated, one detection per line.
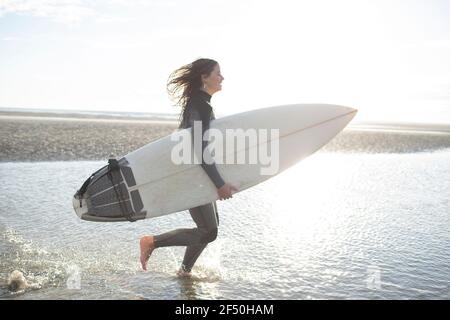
167 58 218 123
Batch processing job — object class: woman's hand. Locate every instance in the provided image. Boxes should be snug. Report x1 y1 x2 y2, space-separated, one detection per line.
217 183 238 200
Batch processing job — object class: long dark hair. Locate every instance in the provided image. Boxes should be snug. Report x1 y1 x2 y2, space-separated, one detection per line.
167 58 218 124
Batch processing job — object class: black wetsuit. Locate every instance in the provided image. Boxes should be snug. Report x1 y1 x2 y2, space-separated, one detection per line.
153 89 223 273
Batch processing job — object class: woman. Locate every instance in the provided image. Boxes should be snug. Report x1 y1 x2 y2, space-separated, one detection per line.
139 58 238 276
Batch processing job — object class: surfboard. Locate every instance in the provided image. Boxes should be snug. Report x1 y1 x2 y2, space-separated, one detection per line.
72 104 357 222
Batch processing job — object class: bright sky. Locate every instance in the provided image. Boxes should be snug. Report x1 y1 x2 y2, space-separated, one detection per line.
1 0 450 123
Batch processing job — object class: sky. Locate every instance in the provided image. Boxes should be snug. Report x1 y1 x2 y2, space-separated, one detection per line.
1 0 450 123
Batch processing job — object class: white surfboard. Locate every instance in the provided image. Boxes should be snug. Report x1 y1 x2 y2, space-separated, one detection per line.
73 104 357 222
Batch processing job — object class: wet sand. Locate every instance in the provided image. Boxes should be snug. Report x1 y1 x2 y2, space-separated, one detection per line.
0 115 177 162
0 113 449 162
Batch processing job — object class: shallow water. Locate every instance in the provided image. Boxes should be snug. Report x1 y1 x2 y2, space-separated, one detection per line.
1 148 450 299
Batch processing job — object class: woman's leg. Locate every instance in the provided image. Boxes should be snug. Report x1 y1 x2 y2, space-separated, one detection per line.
152 203 218 248
180 203 219 273
140 202 219 271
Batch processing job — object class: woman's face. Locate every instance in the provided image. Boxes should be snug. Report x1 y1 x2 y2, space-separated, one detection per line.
202 63 224 94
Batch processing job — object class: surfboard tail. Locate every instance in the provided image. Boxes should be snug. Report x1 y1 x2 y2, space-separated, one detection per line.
72 157 147 222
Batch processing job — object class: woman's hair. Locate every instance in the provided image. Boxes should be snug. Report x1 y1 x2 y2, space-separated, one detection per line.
167 58 218 122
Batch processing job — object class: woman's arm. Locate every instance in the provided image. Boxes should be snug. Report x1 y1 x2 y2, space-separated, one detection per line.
188 102 226 189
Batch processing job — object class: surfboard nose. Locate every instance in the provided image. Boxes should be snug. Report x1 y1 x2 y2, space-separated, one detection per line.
345 106 358 114
329 104 358 115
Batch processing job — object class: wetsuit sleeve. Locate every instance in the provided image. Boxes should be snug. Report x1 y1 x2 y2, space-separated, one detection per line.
188 102 225 190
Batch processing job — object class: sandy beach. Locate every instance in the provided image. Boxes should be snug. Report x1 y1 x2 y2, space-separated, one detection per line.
1 112 449 162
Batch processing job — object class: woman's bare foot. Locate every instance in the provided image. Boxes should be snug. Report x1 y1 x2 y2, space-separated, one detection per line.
139 235 155 271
